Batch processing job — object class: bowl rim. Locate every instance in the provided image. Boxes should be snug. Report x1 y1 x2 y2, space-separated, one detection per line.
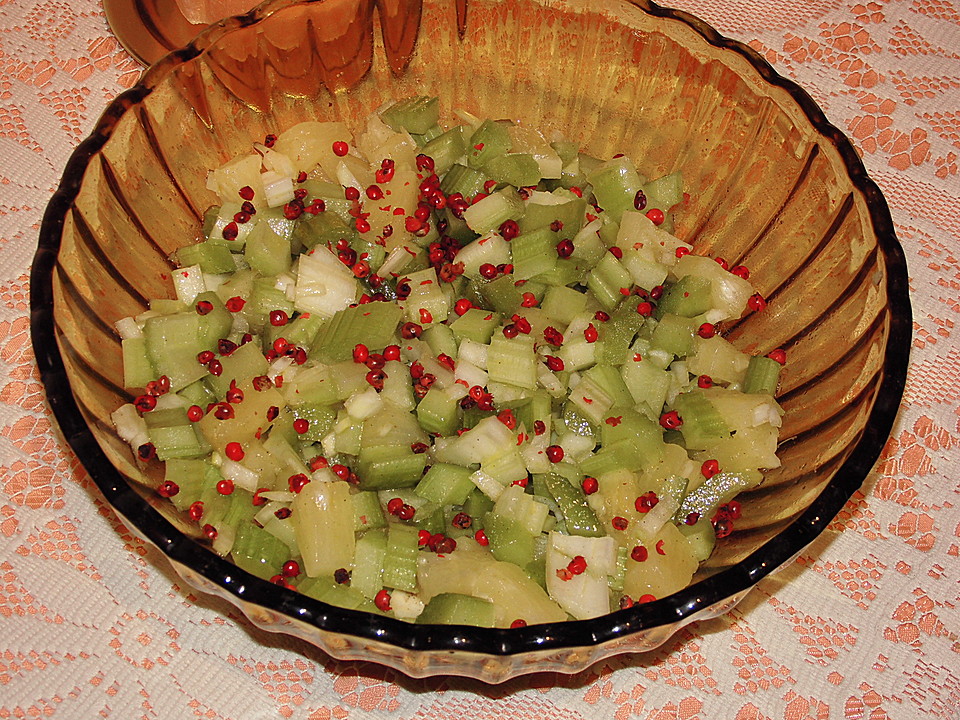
30 0 912 659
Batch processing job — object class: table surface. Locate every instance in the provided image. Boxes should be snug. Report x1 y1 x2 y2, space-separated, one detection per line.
3 0 959 718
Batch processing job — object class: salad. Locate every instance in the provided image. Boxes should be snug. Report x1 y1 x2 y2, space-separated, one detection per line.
111 96 785 627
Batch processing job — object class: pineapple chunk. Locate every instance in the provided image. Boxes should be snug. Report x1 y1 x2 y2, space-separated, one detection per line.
623 522 698 602
272 121 351 179
294 247 359 318
197 379 284 452
616 210 690 267
592 468 641 542
401 267 449 325
686 335 751 386
672 253 753 324
207 153 264 204
508 124 562 179
702 424 781 471
545 532 617 620
292 479 356 577
417 539 567 627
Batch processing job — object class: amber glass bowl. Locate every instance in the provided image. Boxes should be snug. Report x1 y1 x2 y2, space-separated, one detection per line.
32 0 910 682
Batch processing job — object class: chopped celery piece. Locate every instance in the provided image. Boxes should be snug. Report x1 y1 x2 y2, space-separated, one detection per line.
298 577 379 613
487 333 537 389
657 274 712 318
582 363 633 409
165 458 208 511
231 520 291 581
463 489 494 525
416 386 461 435
142 312 208 390
599 409 665 464
417 593 496 627
562 402 598 439
247 277 295 328
291 403 337 443
483 511 538 569
540 284 590 324
622 357 671 417
196 468 232 528
423 323 458 359
176 240 236 275
282 363 350 405
479 274 545 316
483 153 541 187
382 522 420 592
291 210 356 251
256 207 297 244
292 480 355 577
462 187 524 235
312 301 403 363
641 172 684 213
204 340 268 398
122 336 154 389
511 226 558 280
651 313 697 357
676 470 763 523
441 163 490 199
450 307 501 344
686 334 750 385
586 155 643 223
467 119 512 168
148 423 206 461
456 232 510 280
743 355 782 395
598 297 647 365
244 220 292 276
671 391 731 450
353 490 386 532
334 410 372 452
204 203 256 248
678 519 717 562
587 252 632 310
142 406 190 429
351 528 387 599
422 127 468 175
401 267 449 326
356 444 428 490
535 256 586 287
413 125 443 145
507 391 551 436
539 472 603 537
380 96 439 135
193 290 233 347
415 463 476 506
518 189 586 235
281 311 325 349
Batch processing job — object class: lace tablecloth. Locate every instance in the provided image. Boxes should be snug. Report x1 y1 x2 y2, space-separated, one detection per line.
3 0 958 717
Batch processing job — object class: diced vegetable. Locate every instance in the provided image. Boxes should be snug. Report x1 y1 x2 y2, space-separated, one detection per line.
116 98 786 627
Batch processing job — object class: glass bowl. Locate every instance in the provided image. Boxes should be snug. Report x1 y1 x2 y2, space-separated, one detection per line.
32 0 911 682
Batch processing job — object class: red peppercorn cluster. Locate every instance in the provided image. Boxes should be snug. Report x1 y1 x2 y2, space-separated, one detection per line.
712 500 742 538
460 384 495 412
555 554 588 581
634 491 659 513
418 530 457 554
386 497 416 521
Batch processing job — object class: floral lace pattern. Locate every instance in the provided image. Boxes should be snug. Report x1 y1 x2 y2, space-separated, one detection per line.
3 0 958 716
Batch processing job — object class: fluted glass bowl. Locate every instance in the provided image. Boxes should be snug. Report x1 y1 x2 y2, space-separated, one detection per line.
32 0 911 682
